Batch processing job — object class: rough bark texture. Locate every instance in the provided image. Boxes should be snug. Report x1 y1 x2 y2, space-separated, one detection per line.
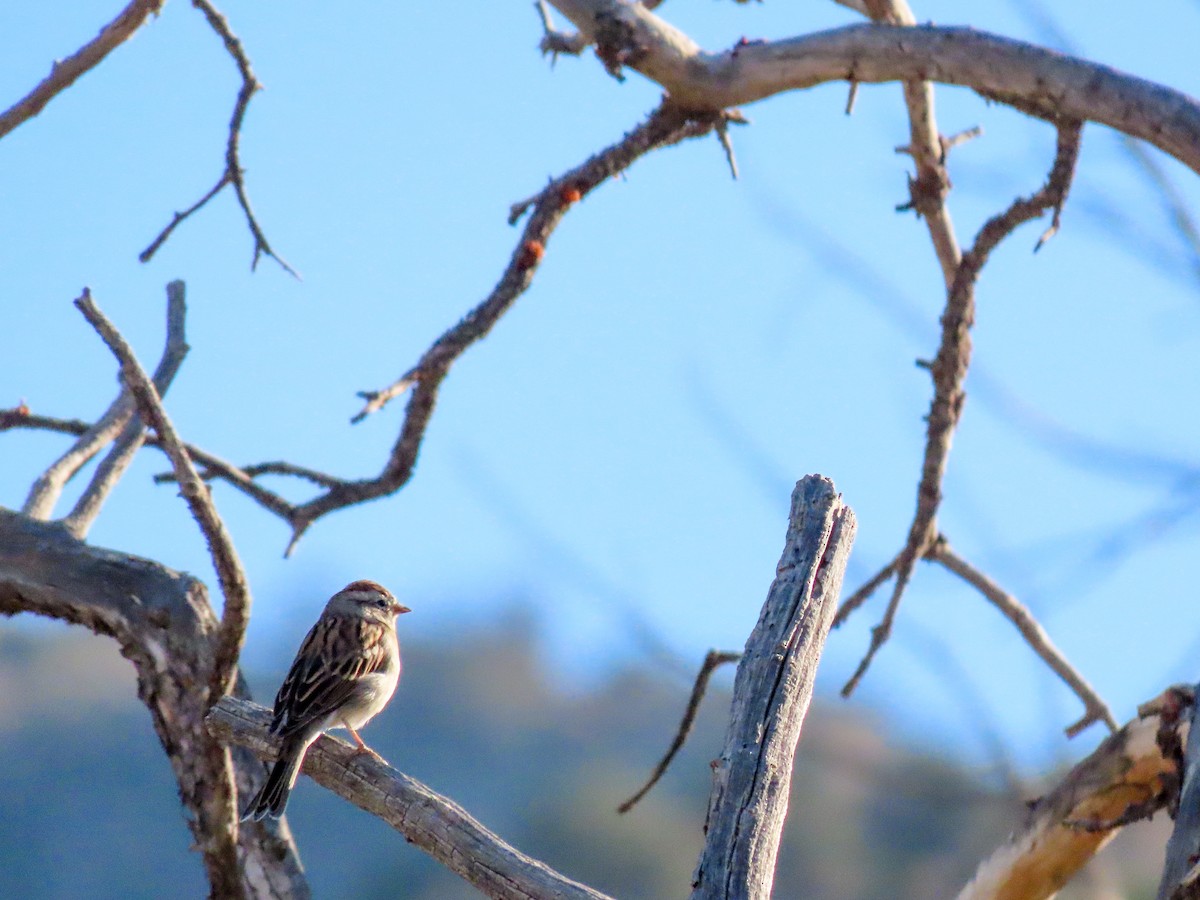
690 475 857 900
959 689 1189 900
208 697 613 900
0 509 309 900
545 5 1200 178
1157 684 1200 900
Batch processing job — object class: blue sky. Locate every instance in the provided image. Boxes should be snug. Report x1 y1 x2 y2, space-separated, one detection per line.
3 0 1200 772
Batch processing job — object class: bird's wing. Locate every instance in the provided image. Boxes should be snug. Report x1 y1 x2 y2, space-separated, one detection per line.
271 616 393 739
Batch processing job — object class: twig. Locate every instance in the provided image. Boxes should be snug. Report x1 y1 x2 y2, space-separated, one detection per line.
831 554 897 627
0 0 165 141
941 125 984 156
9 412 298 524
857 0 963 289
619 649 741 814
930 538 1116 736
842 118 1082 698
206 101 729 556
73 288 252 707
138 172 230 263
715 119 740 180
353 102 721 422
209 696 614 900
61 281 191 539
140 1 296 276
535 0 588 61
160 459 347 490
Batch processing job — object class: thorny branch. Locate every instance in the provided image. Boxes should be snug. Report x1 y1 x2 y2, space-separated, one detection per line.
140 0 295 275
854 0 963 289
619 649 741 814
839 120 1088 711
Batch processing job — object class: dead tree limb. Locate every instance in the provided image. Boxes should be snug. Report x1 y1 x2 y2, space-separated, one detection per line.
841 119 1083 700
1156 684 1200 900
619 649 741 814
958 686 1191 900
75 289 253 705
691 475 857 900
0 0 165 140
140 1 294 274
0 510 308 900
208 696 614 900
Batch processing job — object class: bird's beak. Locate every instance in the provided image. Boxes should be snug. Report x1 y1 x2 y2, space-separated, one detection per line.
392 602 412 616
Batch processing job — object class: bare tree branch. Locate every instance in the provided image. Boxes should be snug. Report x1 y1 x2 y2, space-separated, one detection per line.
535 0 588 60
958 686 1189 900
0 0 165 141
540 8 1200 177
22 283 187 521
832 553 898 626
929 537 1116 736
74 289 252 704
842 119 1082 700
60 281 190 538
6 411 299 523
691 476 856 900
619 649 741 814
260 101 726 554
0 511 308 900
208 697 614 900
851 0 962 288
140 1 295 275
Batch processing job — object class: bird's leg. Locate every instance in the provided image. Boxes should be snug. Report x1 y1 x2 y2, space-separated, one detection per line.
345 725 384 761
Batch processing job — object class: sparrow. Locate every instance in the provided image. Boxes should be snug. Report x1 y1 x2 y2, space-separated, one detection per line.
241 580 410 821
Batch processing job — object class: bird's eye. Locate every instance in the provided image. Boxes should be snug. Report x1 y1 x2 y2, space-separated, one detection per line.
373 596 391 608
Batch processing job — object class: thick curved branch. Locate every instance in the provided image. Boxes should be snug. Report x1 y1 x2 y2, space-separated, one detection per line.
543 7 1200 177
0 510 308 900
208 697 614 900
0 0 165 141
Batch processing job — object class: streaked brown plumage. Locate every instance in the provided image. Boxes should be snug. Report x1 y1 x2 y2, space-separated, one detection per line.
241 580 410 821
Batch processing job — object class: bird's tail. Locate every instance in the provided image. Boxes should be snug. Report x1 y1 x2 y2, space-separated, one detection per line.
241 737 308 821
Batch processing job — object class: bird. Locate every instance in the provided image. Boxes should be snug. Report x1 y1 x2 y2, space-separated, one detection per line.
241 580 410 821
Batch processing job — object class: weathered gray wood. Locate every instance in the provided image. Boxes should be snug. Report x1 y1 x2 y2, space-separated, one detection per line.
690 475 856 900
0 508 309 900
209 697 615 900
544 6 1200 179
1157 685 1200 900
